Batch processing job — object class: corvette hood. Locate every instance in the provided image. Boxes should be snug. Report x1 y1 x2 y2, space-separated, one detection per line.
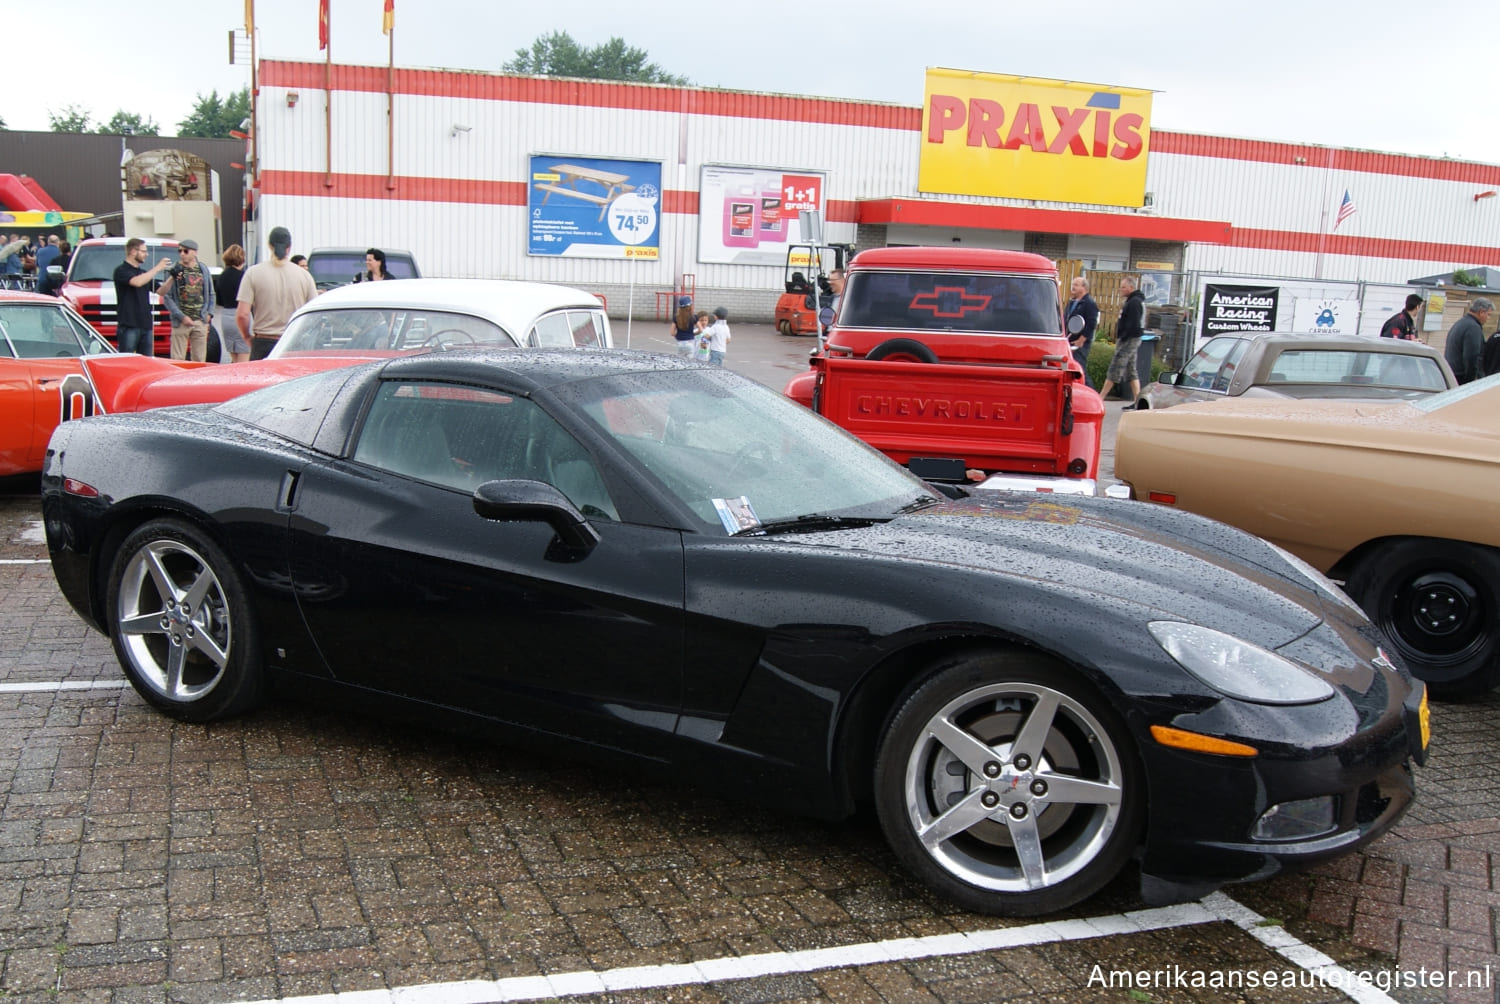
793 492 1330 649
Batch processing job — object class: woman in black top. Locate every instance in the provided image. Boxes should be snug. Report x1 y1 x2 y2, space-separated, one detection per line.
215 244 250 362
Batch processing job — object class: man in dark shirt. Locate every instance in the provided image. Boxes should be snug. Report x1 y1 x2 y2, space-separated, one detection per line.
1099 276 1148 407
1379 294 1422 340
1443 298 1493 384
112 238 172 356
1064 276 1100 389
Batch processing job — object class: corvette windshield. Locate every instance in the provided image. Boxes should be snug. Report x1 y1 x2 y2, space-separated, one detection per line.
562 367 934 533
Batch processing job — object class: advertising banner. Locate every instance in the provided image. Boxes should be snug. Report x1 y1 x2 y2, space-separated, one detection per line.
697 165 826 266
1201 285 1279 337
1292 296 1361 335
919 68 1153 208
527 155 661 259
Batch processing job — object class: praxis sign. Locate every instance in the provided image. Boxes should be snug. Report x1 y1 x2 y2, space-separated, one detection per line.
918 68 1153 208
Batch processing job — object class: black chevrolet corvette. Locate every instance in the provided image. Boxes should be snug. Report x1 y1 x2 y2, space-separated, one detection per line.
42 349 1428 916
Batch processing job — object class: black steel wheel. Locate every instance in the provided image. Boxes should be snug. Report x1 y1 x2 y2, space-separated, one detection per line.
874 653 1142 916
866 338 939 363
106 519 263 722
1345 539 1500 699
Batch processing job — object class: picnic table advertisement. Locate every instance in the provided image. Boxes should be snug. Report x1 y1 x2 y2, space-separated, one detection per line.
528 155 662 259
697 165 827 266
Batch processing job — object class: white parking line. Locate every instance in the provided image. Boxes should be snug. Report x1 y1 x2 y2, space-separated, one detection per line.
231 894 1396 1004
0 558 50 564
0 680 128 693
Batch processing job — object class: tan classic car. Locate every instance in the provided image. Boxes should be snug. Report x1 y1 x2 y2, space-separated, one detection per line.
1115 373 1500 698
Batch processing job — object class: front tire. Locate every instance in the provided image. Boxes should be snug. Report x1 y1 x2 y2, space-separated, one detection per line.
1345 539 1500 699
874 653 1142 916
106 519 263 722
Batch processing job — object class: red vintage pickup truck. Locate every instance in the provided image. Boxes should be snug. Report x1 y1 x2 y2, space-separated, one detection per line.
784 247 1104 492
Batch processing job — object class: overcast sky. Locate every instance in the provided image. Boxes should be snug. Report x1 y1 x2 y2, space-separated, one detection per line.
4 0 1497 165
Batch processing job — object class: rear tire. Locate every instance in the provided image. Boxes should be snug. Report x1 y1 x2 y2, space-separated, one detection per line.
874 652 1142 915
1345 539 1500 699
106 519 263 722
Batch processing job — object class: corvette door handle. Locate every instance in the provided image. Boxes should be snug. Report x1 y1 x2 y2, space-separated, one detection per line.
277 470 301 512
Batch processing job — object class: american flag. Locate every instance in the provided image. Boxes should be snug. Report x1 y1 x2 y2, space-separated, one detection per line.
1334 190 1356 230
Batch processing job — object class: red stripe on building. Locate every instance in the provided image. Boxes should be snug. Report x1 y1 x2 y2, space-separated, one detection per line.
1229 227 1500 266
261 61 1500 184
1152 133 1500 185
259 61 921 131
260 170 1500 266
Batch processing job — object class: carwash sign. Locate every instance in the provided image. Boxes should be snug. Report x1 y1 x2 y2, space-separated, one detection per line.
918 68 1154 208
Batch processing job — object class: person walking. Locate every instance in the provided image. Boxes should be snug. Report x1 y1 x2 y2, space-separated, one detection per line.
113 238 173 356
236 227 317 361
160 239 214 361
1098 276 1147 407
1064 276 1099 389
1444 298 1493 384
706 306 732 366
1379 294 1422 340
668 294 695 356
215 245 250 362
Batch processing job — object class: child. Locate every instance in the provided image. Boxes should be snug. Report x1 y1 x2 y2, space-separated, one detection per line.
706 306 731 367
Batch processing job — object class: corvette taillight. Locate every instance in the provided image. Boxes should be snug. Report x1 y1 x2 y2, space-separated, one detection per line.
63 478 99 498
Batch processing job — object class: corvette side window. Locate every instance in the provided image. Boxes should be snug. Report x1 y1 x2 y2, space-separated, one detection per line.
353 381 618 519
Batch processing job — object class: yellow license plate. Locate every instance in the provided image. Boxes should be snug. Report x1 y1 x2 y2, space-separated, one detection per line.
1418 689 1431 749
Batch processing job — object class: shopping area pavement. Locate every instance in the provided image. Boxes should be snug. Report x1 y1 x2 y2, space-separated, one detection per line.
1 326 1496 1003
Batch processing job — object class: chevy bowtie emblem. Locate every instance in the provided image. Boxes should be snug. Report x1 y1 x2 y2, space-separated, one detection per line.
909 286 991 319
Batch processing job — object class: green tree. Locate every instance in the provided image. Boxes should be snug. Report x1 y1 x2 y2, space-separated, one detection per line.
503 31 688 85
99 110 160 136
177 88 251 138
48 104 93 132
0 113 7 130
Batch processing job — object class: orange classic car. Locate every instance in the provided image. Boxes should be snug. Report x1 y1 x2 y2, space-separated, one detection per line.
0 290 115 482
1114 374 1500 698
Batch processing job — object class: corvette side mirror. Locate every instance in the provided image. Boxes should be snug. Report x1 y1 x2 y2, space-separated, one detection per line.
1067 315 1085 335
473 479 600 555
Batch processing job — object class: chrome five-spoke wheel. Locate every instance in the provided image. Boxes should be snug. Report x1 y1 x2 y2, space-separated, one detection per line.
107 520 263 722
875 655 1141 915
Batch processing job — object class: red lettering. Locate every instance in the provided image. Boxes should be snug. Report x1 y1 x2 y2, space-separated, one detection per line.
1047 106 1091 155
856 396 871 414
934 401 950 418
896 399 910 415
955 402 971 418
927 94 966 143
1092 111 1112 158
1111 113 1145 160
966 98 1004 148
1003 103 1047 152
914 398 930 415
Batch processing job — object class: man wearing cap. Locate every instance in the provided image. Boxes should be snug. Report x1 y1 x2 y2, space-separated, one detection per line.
160 239 215 361
668 294 695 356
237 226 318 361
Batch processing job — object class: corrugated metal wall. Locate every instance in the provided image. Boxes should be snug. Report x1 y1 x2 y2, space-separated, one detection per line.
250 62 1500 295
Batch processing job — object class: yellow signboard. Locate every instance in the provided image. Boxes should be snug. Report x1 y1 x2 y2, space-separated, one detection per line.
918 68 1153 208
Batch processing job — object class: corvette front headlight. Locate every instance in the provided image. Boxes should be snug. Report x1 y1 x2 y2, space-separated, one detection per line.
1148 621 1336 705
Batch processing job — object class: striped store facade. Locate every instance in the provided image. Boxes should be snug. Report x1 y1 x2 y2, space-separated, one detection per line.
250 60 1500 321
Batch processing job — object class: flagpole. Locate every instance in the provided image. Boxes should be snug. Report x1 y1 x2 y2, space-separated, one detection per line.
385 12 396 191
1314 146 1334 280
323 0 333 188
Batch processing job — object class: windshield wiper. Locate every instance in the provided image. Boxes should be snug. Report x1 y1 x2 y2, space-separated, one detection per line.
897 494 945 513
733 513 884 537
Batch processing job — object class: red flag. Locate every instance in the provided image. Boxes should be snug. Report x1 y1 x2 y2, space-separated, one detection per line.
382 0 393 34
318 0 329 49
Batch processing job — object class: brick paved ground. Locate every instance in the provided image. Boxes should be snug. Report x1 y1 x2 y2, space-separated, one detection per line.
2 469 1496 1004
